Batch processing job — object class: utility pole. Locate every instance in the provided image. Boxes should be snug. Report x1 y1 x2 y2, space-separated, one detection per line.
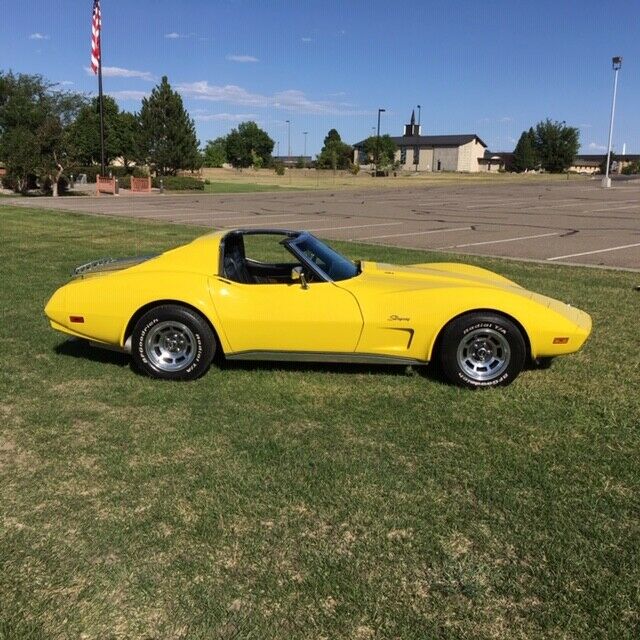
376 108 385 176
603 56 622 188
303 131 308 167
286 120 291 158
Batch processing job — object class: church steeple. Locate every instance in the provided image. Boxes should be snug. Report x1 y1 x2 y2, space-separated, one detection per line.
404 109 421 137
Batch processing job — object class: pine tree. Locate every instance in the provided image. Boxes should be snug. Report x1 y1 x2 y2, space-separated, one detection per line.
316 129 353 170
513 128 538 172
138 76 200 175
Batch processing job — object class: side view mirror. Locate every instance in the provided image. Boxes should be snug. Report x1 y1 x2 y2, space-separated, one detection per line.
291 266 309 289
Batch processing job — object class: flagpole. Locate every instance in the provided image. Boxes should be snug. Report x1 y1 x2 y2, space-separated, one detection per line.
97 9 106 176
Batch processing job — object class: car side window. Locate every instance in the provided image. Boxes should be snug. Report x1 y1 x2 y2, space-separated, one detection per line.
223 233 303 285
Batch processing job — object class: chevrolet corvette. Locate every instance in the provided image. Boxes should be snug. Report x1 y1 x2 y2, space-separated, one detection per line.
44 229 592 388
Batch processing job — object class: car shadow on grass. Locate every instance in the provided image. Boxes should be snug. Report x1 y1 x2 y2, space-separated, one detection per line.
53 338 450 384
218 357 449 385
54 338 129 367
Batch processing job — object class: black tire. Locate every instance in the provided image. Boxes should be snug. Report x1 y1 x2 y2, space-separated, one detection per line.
131 305 215 381
438 312 526 389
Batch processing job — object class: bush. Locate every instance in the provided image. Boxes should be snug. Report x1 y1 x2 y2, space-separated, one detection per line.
349 162 360 175
273 162 285 176
1 174 17 191
622 161 640 175
68 165 148 183
151 175 204 191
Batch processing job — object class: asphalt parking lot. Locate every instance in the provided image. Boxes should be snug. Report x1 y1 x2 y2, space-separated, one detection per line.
5 178 640 269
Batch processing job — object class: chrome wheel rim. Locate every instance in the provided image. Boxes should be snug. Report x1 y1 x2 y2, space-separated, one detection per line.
456 328 510 382
144 321 197 372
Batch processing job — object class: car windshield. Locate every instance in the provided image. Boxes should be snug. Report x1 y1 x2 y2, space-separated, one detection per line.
290 234 359 281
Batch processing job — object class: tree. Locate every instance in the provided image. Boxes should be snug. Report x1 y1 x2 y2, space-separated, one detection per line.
362 135 397 168
512 128 538 172
0 71 84 194
202 137 227 167
533 119 579 173
224 121 274 168
316 129 352 170
138 76 200 175
68 96 139 167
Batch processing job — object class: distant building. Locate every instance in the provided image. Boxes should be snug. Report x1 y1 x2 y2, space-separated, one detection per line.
569 154 639 175
272 155 313 168
353 111 503 173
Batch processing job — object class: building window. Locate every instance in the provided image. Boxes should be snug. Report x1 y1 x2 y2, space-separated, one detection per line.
437 160 442 171
413 147 419 165
400 148 407 165
358 150 367 164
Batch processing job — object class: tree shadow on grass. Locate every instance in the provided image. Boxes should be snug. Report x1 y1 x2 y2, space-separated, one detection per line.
54 338 129 367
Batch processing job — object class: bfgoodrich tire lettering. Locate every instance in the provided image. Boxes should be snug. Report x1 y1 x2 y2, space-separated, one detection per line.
131 305 215 380
438 312 526 389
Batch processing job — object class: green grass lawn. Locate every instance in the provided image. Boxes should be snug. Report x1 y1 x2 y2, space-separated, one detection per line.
1 205 638 639
203 180 303 193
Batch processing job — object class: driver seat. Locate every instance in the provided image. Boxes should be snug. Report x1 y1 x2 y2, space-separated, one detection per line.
223 234 253 284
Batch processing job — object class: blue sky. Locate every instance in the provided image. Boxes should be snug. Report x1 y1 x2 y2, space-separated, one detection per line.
1 0 638 156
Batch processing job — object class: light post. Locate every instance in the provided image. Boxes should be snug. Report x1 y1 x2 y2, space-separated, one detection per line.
603 56 622 188
415 104 421 172
303 131 308 167
376 108 385 176
286 120 291 159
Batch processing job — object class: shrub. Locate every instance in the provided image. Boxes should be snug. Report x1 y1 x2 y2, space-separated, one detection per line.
68 165 148 183
274 161 285 176
151 175 204 191
349 162 360 175
1 174 18 191
622 161 640 175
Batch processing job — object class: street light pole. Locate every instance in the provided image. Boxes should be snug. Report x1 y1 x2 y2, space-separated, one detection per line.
286 120 291 159
376 108 385 176
415 104 421 173
603 56 622 188
303 131 308 167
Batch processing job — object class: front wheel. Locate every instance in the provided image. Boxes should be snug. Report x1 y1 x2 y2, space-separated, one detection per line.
131 305 215 380
438 312 526 389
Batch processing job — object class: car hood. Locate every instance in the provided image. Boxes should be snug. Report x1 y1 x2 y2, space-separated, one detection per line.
356 260 523 292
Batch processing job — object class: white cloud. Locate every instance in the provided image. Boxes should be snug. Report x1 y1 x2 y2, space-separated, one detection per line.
301 37 312 42
108 90 149 101
58 80 74 86
194 112 259 122
226 54 259 63
86 66 155 81
165 32 196 39
177 81 371 115
588 142 607 151
29 32 49 40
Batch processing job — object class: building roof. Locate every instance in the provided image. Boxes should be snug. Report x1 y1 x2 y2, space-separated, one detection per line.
573 154 639 162
353 134 487 149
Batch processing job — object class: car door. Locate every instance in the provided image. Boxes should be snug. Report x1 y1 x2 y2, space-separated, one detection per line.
209 278 363 355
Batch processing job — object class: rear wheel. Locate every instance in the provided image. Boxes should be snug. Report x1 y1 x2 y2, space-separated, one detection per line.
131 305 215 380
438 312 526 389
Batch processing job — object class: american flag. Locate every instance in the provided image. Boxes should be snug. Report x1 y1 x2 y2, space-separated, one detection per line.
90 0 101 75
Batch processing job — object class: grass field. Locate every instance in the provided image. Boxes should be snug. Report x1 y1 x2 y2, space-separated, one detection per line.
1 205 638 639
203 180 303 194
199 167 590 191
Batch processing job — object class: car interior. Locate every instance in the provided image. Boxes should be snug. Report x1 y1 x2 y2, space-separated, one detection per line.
221 231 312 285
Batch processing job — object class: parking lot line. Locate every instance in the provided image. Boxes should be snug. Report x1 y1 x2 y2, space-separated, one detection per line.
306 222 403 232
547 242 640 261
439 231 561 249
357 226 472 240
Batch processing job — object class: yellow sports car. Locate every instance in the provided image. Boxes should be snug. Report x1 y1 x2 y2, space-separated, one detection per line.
45 229 591 388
